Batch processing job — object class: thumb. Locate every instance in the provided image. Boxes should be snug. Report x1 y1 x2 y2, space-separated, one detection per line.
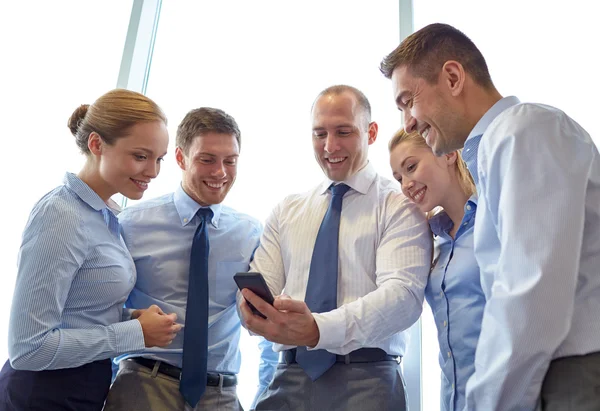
147 305 161 313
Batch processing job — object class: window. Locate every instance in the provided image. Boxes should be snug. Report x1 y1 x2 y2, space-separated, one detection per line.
0 0 133 362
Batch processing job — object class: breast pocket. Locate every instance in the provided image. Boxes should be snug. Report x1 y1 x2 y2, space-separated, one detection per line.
213 261 250 306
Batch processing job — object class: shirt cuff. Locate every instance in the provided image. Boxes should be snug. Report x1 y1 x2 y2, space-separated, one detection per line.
310 311 345 351
111 319 146 354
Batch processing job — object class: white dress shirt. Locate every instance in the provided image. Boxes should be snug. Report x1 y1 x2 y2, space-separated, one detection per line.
249 162 432 356
463 97 600 410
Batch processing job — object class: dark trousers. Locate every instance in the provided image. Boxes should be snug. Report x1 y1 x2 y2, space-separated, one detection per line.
0 359 112 411
540 351 600 411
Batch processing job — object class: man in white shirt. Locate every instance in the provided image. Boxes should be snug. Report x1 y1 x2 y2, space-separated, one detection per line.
238 85 432 410
380 23 600 411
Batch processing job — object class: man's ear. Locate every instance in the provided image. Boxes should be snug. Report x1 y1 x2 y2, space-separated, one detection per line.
88 132 103 156
367 121 378 145
175 147 187 171
441 60 466 97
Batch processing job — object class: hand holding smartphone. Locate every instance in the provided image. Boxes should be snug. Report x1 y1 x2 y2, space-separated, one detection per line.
233 272 275 319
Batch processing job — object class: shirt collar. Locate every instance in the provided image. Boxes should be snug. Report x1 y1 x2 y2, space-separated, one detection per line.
63 172 108 211
173 183 222 228
467 96 521 141
317 161 376 195
429 193 478 237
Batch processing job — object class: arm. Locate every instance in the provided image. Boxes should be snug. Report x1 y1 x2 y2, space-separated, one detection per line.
237 204 286 325
464 108 591 409
8 203 145 371
311 196 431 353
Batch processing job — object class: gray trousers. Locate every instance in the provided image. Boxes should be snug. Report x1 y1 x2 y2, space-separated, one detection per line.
255 360 406 411
538 351 600 411
103 360 242 411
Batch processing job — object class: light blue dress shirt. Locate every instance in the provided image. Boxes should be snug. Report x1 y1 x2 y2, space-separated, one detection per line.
116 184 277 402
463 96 600 410
8 172 145 371
426 196 484 411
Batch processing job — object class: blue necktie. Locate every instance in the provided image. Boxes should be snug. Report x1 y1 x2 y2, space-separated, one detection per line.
296 183 350 380
180 207 213 407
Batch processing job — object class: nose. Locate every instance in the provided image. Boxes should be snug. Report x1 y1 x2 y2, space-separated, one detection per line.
144 160 160 179
402 177 414 193
211 162 227 179
404 110 417 134
324 134 338 154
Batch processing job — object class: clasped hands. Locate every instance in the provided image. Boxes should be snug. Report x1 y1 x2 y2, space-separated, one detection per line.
239 289 320 347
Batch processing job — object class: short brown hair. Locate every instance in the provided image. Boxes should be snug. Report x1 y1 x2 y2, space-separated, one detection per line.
380 23 494 89
312 85 372 126
389 128 475 198
176 107 241 154
67 89 167 154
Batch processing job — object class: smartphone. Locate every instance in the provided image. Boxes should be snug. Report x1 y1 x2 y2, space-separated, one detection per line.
233 272 275 319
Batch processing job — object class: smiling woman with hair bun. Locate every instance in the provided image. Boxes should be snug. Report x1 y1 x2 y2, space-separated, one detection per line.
0 89 183 411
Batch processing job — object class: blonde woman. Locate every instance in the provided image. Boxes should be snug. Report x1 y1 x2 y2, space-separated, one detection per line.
389 129 484 411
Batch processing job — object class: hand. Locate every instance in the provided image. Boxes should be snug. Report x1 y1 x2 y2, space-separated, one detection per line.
137 304 182 347
240 289 320 347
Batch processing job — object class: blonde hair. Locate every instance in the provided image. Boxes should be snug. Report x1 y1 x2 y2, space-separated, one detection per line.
67 88 167 154
389 128 475 199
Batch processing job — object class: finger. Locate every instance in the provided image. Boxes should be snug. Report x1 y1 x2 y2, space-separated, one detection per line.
242 289 279 319
275 294 292 301
172 323 183 333
274 298 309 313
164 313 178 322
148 304 160 313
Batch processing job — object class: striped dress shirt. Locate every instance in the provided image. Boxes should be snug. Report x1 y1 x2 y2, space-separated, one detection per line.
250 162 432 356
8 172 145 371
463 97 600 410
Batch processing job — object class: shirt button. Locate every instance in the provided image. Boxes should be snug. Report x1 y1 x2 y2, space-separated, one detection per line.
452 383 455 389
439 292 443 297
463 222 468 226
447 351 452 358
466 204 472 211
443 320 447 327
183 218 188 223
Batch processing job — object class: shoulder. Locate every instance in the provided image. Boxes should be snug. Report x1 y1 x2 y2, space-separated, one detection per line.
29 185 85 228
219 204 263 232
487 103 580 144
119 192 175 223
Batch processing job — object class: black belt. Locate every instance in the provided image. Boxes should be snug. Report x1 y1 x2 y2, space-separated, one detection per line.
129 358 237 387
281 348 399 365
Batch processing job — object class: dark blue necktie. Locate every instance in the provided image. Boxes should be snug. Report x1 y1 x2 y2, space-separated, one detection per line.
296 183 350 380
180 207 213 407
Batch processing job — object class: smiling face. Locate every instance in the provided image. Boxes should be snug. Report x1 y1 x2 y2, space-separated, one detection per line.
95 120 169 200
389 139 457 213
311 91 377 181
176 132 239 206
391 65 468 156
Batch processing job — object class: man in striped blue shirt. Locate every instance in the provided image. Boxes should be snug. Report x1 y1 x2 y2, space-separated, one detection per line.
104 108 277 411
381 23 600 410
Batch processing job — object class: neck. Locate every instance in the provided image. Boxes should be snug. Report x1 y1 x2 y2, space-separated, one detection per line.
462 82 503 136
439 183 470 238
78 161 113 203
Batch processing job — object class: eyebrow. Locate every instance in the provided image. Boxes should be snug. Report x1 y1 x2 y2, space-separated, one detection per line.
133 147 167 157
194 152 239 158
400 155 415 169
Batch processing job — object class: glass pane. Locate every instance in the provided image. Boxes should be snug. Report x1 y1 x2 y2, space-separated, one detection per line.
145 1 401 408
0 1 133 361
